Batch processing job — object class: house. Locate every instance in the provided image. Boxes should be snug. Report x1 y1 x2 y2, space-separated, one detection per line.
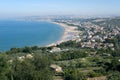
26 54 33 59
18 56 25 61
50 64 63 73
50 47 61 53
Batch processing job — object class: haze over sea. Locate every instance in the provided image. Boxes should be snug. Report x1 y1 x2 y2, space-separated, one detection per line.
0 20 64 51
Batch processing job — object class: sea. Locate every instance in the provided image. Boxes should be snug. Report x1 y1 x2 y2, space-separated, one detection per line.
0 20 64 51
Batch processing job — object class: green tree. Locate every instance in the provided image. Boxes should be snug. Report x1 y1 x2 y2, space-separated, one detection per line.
107 71 120 80
23 46 32 53
32 54 53 80
0 54 9 80
64 69 86 80
10 58 34 80
9 53 53 80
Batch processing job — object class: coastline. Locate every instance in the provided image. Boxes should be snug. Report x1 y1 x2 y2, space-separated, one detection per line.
47 22 80 47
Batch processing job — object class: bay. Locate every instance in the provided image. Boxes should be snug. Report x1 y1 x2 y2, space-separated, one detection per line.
0 20 64 51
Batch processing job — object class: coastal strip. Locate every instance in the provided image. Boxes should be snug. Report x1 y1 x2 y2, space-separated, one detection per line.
47 22 80 47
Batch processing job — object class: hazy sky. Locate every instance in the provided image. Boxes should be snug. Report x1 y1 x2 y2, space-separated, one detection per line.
0 0 120 18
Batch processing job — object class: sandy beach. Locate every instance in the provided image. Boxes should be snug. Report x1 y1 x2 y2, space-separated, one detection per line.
47 22 80 47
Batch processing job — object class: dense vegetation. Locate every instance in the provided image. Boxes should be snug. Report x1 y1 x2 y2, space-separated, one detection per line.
0 53 53 80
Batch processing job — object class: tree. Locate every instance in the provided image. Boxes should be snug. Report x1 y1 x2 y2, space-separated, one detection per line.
107 71 120 80
105 58 120 72
64 69 86 80
32 54 53 80
8 53 53 80
7 57 34 80
23 46 32 53
0 54 9 80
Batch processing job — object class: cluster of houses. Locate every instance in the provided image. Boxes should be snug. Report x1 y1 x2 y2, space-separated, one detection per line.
8 54 33 63
55 18 120 50
78 21 119 50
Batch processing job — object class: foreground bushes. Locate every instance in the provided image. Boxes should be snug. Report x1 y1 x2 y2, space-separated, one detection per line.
0 53 53 80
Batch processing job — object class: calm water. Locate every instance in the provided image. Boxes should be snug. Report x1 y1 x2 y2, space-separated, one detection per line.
0 20 64 51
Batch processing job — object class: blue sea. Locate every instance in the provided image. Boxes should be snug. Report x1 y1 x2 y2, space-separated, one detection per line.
0 20 64 51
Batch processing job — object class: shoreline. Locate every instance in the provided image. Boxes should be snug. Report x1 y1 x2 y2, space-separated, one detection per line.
47 22 80 47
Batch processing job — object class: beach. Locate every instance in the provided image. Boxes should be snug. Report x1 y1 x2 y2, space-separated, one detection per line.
47 22 80 47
